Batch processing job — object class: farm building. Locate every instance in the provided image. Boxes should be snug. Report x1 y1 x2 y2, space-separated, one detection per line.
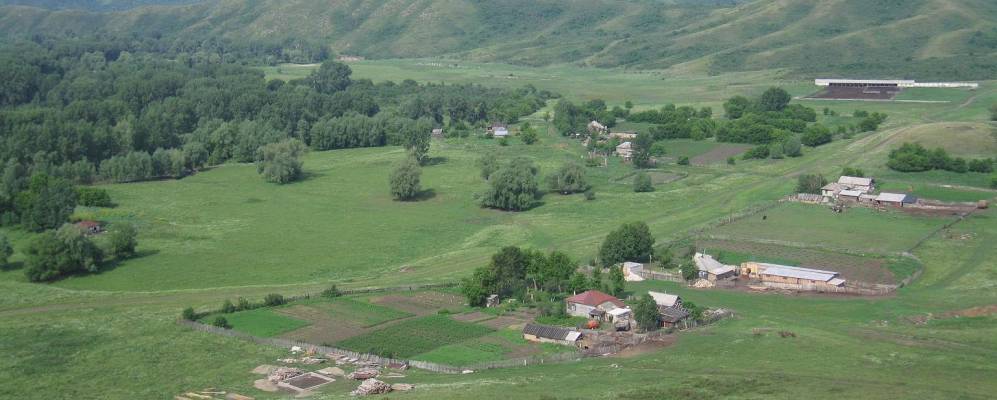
658 306 690 328
615 141 633 161
75 220 103 235
622 262 645 282
522 324 582 346
566 290 626 320
742 262 846 289
609 131 637 140
821 176 875 201
588 120 608 134
693 253 737 281
486 294 500 308
811 79 978 100
607 308 633 330
431 128 444 139
875 192 916 207
487 124 509 137
649 291 682 308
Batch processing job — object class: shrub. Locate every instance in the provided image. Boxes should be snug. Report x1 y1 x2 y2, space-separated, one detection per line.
727 157 735 165
24 224 103 282
321 285 342 298
841 167 864 177
796 174 828 195
633 172 654 192
222 300 236 313
390 154 422 201
498 137 509 146
76 187 113 207
782 136 802 157
680 263 698 281
742 146 770 160
212 316 230 329
801 124 832 147
182 307 197 321
547 161 589 194
481 158 541 211
237 297 252 311
584 189 596 201
991 175 997 189
264 293 286 307
677 156 690 165
108 223 138 259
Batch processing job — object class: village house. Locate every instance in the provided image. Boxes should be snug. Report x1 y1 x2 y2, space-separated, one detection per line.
649 291 689 328
693 253 737 281
588 120 608 134
522 324 582 346
821 176 876 201
874 192 916 207
565 290 626 320
75 220 103 235
648 291 682 308
615 141 633 161
622 262 645 282
431 128 444 139
741 262 846 289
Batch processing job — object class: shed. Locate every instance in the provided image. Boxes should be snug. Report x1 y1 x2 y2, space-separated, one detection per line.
431 128 444 139
658 306 689 328
742 262 846 288
874 192 915 207
622 262 645 282
837 176 875 192
648 291 682 308
522 324 582 346
693 253 737 281
838 189 862 200
588 120 608 134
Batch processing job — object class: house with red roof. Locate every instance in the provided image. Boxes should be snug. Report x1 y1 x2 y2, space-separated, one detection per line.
565 290 626 320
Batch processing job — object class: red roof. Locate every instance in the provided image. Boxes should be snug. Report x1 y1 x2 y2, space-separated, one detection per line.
565 290 625 308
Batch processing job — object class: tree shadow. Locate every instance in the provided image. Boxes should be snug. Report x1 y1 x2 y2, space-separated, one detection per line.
96 249 160 274
408 188 437 202
424 156 448 166
1 260 24 272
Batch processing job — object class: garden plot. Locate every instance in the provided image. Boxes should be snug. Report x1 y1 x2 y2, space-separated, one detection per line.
369 291 465 315
336 315 494 358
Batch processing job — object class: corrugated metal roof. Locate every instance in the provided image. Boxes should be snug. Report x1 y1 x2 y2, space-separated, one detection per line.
694 253 735 276
828 278 846 286
608 308 632 317
839 189 863 197
756 263 839 282
523 324 581 341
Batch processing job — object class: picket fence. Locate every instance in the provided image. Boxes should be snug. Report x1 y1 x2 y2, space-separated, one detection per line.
179 320 585 373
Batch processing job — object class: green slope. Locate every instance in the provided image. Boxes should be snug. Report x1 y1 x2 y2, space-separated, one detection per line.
0 0 995 78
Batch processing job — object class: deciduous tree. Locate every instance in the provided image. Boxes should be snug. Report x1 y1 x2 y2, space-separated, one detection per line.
390 154 422 201
598 222 655 267
256 139 306 184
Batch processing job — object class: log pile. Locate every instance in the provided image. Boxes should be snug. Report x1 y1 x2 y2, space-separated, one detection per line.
351 379 392 396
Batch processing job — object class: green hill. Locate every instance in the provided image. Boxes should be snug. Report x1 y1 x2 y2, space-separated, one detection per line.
1 0 996 78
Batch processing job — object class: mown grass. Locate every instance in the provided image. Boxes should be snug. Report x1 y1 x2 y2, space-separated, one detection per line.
221 308 310 338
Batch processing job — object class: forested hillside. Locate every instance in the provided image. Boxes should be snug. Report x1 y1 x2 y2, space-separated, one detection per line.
0 0 995 79
0 0 199 11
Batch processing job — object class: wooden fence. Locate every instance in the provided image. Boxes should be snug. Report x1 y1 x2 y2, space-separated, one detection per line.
636 270 684 282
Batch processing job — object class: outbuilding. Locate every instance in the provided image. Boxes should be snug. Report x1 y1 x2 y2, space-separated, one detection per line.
874 192 916 207
615 141 633 161
622 262 645 282
742 262 846 289
522 324 582 346
693 253 737 281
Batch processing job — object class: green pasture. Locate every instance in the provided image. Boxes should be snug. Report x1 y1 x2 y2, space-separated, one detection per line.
221 308 310 338
1 62 996 399
710 203 951 254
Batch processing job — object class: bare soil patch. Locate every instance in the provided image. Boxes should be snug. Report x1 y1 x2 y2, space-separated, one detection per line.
452 311 493 323
610 335 678 358
370 291 463 316
275 305 367 344
940 305 997 319
478 316 526 329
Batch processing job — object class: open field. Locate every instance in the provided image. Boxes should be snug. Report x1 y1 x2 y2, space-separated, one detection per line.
1 60 997 399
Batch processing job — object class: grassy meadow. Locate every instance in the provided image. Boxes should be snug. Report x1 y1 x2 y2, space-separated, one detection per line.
1 61 996 399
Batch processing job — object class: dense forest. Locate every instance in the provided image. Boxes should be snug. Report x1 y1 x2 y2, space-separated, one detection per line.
0 38 551 244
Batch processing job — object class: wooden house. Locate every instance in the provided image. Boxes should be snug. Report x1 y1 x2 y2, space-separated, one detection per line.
741 262 846 289
565 290 626 320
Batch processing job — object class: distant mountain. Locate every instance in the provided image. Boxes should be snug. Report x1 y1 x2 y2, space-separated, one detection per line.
0 0 201 11
1 0 995 79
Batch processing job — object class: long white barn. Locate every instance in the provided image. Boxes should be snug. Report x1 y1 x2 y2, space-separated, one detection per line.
814 79 978 89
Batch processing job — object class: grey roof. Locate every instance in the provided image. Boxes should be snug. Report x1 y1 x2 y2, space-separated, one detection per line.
838 176 873 187
839 189 863 197
756 263 839 282
523 324 581 341
694 253 735 275
875 192 913 203
658 306 689 323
